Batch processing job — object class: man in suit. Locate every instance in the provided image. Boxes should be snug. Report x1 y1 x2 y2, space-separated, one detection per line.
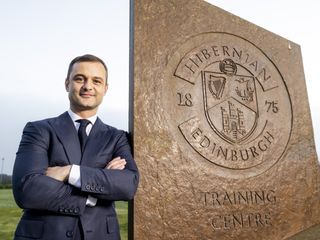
12 54 139 240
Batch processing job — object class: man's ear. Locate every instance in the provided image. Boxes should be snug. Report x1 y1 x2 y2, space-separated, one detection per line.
65 79 70 92
104 84 108 95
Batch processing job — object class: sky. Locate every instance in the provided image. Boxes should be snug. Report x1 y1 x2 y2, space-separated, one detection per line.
0 0 319 175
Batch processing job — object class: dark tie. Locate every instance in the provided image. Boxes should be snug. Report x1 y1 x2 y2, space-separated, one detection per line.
76 119 91 152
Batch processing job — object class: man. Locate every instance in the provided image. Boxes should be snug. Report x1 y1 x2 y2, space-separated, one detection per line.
12 54 139 240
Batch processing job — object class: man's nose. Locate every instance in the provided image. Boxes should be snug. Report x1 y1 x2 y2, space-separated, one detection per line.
82 80 93 90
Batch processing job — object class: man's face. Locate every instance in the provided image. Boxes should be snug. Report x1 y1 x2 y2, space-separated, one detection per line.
65 61 108 116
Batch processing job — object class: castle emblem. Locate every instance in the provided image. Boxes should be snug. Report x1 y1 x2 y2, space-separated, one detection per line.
221 101 246 140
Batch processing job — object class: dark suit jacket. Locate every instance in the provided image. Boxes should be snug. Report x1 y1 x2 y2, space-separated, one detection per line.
12 112 139 240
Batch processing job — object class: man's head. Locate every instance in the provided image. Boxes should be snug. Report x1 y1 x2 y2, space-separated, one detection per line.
66 54 108 83
65 54 109 118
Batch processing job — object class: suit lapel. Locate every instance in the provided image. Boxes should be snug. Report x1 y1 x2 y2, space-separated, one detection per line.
49 112 82 165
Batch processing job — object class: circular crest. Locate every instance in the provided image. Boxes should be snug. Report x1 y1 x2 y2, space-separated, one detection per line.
162 32 292 178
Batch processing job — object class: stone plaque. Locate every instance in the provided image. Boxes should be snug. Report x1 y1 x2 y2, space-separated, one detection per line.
131 0 320 239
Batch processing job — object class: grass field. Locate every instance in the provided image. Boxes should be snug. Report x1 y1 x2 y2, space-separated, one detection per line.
0 189 21 240
0 189 128 240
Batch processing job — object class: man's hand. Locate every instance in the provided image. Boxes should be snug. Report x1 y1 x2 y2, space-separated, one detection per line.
106 157 126 170
46 165 72 182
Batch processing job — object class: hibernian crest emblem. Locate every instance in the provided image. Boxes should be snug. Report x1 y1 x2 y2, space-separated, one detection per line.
202 58 258 144
163 32 292 178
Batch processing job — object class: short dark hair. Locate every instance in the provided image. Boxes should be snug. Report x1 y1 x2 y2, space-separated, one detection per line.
66 54 108 82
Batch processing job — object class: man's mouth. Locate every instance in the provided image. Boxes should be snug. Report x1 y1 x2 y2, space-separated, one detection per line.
80 93 94 98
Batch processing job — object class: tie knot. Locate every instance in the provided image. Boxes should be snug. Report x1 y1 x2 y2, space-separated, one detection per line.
76 119 91 128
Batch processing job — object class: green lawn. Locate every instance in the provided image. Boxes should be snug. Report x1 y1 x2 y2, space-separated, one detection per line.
0 189 21 240
0 189 128 240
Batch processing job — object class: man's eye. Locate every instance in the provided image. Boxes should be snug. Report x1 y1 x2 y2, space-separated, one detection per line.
93 79 102 84
74 77 84 82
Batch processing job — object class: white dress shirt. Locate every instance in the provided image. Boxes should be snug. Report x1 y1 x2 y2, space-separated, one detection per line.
67 109 98 207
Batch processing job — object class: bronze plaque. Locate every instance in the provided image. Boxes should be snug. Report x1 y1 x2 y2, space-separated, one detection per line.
131 0 320 239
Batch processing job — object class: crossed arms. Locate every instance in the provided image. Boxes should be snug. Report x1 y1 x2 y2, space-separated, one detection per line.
45 156 127 182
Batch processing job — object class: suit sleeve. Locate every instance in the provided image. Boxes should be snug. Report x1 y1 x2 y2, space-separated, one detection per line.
12 122 87 216
80 131 139 201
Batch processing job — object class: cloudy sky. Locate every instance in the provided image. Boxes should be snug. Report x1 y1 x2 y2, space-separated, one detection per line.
0 0 319 175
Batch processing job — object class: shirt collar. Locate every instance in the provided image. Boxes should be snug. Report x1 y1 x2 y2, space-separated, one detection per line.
67 109 97 125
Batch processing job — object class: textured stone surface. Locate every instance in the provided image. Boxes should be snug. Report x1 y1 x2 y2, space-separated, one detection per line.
131 0 320 239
